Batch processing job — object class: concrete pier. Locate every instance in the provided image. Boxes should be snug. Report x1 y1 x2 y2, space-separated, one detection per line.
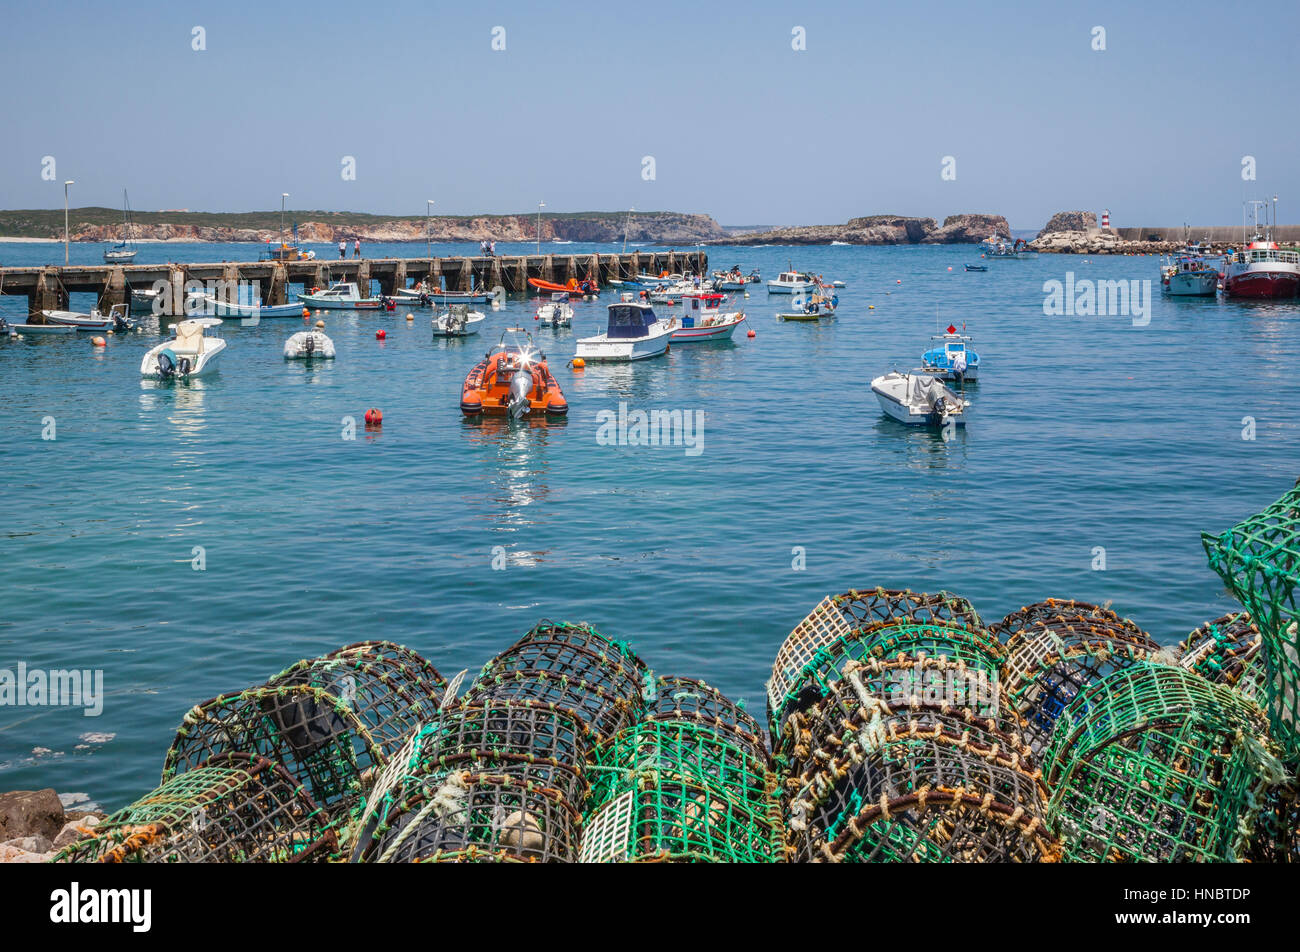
0 250 708 318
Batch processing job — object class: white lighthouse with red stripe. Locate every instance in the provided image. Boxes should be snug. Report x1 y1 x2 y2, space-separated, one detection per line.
1101 209 1110 230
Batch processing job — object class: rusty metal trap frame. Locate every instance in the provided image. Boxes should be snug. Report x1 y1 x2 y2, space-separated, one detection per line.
347 698 592 861
644 675 769 759
995 600 1162 752
581 719 784 863
467 620 649 741
1043 662 1281 862
1178 612 1265 696
368 771 581 863
781 661 1054 863
55 753 336 863
768 589 985 732
770 617 1009 750
1203 484 1300 759
162 641 443 815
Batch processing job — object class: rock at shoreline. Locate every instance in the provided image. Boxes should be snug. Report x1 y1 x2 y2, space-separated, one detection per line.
0 788 64 842
710 213 1010 246
1038 211 1098 238
1030 230 1186 255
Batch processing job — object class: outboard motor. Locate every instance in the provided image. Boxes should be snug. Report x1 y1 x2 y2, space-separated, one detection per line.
507 370 532 419
304 333 316 356
156 349 177 379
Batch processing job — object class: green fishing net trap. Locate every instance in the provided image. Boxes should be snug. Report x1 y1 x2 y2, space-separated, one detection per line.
161 641 444 817
349 697 591 862
1203 484 1300 759
55 753 336 863
994 599 1161 752
1177 612 1265 697
1043 662 1280 862
779 620 1055 863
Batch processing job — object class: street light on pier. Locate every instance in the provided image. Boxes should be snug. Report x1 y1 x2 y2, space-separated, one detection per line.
537 201 545 253
280 193 289 249
64 180 75 265
427 199 435 258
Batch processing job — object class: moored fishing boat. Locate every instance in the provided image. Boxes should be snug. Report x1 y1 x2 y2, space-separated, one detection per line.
1224 239 1299 299
1161 254 1221 296
766 269 818 294
460 328 568 419
920 325 980 382
776 287 837 321
103 190 138 263
432 304 485 336
965 264 988 272
192 294 306 319
666 291 745 342
394 282 495 305
140 318 225 379
535 292 573 327
297 282 394 310
574 298 672 361
871 371 970 427
39 304 133 332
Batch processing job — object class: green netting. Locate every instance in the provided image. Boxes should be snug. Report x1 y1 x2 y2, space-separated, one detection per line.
782 661 1054 863
996 599 1161 752
1246 780 1299 863
768 588 984 735
584 719 783 862
349 698 590 862
1043 662 1278 862
644 675 769 760
1203 486 1300 758
162 641 442 818
1177 612 1265 697
55 753 336 863
771 619 1008 752
467 620 648 741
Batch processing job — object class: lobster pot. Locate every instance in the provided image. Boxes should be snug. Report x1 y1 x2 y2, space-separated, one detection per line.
771 618 1008 754
350 699 591 861
1043 663 1278 862
467 621 648 741
768 588 984 736
1247 780 1299 863
782 657 1053 863
1203 485 1300 758
162 641 444 815
645 676 769 760
582 720 783 863
1178 612 1265 698
994 600 1160 752
55 754 336 863
370 772 580 863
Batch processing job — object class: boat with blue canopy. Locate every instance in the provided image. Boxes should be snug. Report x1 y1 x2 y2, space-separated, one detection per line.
920 325 980 382
574 296 672 361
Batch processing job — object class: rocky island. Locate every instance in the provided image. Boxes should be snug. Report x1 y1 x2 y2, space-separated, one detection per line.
710 213 1011 246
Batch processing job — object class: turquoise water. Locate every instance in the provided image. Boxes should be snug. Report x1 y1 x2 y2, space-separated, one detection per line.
1 239 1297 807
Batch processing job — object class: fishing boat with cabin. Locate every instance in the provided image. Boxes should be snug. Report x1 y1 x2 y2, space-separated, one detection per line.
666 292 746 342
574 297 672 361
920 325 980 382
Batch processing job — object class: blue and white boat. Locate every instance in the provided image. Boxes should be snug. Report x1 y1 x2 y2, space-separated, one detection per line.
574 297 672 361
1160 254 1220 296
920 326 979 382
192 293 306 319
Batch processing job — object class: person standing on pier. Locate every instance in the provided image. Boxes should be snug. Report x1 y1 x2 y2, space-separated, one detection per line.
354 238 362 259
338 239 346 259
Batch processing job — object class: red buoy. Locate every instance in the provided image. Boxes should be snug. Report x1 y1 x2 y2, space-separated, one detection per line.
746 328 756 338
364 408 383 426
376 329 386 340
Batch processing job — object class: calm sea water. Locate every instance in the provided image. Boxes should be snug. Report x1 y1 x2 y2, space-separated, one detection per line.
1 239 1296 807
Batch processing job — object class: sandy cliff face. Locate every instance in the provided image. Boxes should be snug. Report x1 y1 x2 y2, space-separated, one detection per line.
711 213 1010 246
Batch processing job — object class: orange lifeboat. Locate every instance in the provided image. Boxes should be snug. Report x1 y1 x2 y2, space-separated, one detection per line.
460 329 569 419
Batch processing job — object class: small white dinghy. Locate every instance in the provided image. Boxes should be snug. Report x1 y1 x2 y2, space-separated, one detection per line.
432 304 485 337
141 318 225 379
871 371 970 427
536 292 573 327
284 322 335 359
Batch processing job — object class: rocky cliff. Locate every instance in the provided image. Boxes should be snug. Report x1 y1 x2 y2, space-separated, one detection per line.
1037 210 1097 237
710 213 1010 246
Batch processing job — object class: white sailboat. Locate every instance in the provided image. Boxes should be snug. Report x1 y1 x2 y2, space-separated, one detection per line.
104 191 138 263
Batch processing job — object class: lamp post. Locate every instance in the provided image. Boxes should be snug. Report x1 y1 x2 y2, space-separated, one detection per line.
536 201 545 253
427 199 435 258
623 206 635 254
280 192 289 249
64 180 75 265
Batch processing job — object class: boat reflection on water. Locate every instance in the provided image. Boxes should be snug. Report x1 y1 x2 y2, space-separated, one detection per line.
461 415 565 562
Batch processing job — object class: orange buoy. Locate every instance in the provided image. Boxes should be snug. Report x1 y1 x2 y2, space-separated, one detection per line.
947 266 953 271
302 307 310 318
376 329 386 340
746 328 756 338
91 336 106 347
364 408 383 426
868 305 875 310
571 357 585 370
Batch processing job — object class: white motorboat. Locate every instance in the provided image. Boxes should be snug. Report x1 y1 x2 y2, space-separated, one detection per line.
192 294 305 319
39 304 132 332
536 292 573 327
432 304 485 337
766 270 818 294
284 324 336 359
140 318 226 378
574 299 673 361
667 292 746 342
871 371 970 427
131 287 163 313
297 282 391 310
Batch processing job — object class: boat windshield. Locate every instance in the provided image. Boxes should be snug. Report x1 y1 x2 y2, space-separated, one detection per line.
607 304 655 338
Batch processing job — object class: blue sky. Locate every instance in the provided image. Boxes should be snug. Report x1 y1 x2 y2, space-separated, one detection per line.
2 0 1297 229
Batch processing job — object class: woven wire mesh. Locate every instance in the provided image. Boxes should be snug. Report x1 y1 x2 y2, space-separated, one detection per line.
1203 486 1300 758
782 661 1054 863
350 698 590 861
162 641 443 815
768 589 984 732
1043 662 1276 862
467 620 648 741
1178 612 1265 696
996 600 1161 753
370 772 580 862
771 618 1008 751
55 753 336 863
585 719 783 862
645 676 769 760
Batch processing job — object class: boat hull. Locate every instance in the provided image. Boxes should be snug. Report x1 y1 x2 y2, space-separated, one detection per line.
1223 268 1299 299
574 331 671 361
766 282 816 294
201 298 306 318
1165 271 1219 296
40 310 115 331
669 315 744 342
140 339 226 378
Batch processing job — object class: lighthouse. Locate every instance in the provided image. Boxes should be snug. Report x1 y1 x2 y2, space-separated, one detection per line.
1101 209 1111 231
